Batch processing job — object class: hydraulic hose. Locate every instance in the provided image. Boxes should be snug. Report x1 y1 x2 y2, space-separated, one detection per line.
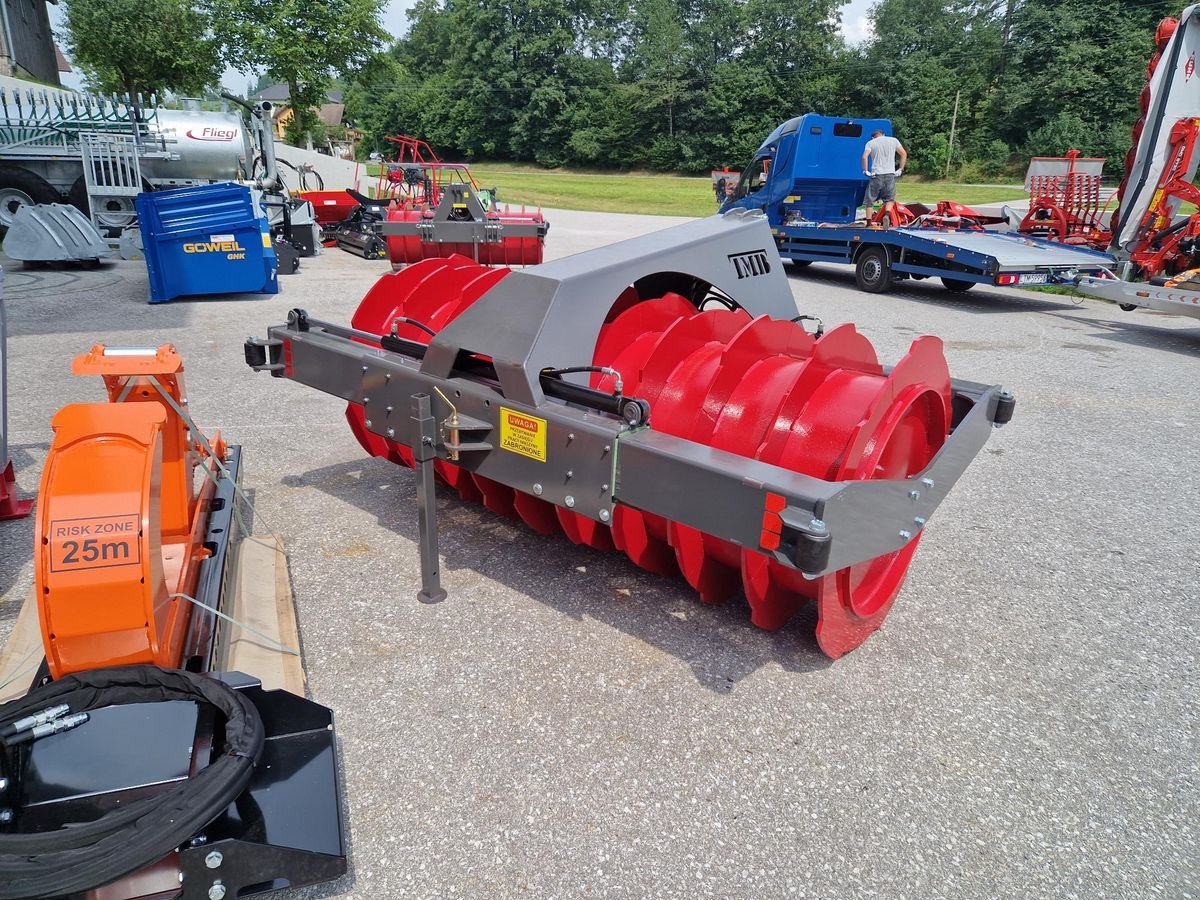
0 666 264 899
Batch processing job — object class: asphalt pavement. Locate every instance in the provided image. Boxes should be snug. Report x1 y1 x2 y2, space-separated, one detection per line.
0 208 1196 899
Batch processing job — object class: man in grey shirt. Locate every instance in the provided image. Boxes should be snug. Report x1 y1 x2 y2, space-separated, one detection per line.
861 129 908 221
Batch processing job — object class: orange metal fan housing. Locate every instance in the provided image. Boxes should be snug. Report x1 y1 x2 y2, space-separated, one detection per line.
34 345 223 678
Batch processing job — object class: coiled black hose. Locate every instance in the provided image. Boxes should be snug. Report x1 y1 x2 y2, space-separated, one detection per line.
0 666 264 899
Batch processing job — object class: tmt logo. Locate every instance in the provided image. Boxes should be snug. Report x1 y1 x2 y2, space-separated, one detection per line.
728 249 771 279
186 127 238 141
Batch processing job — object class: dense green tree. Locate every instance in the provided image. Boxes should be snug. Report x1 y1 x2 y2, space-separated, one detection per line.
210 0 387 147
988 0 1179 162
627 0 690 156
849 0 1004 176
61 0 222 100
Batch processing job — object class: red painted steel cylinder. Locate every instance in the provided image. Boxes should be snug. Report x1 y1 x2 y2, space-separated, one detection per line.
346 256 954 657
385 207 545 267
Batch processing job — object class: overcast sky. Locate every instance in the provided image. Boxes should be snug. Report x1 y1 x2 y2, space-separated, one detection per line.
51 0 877 94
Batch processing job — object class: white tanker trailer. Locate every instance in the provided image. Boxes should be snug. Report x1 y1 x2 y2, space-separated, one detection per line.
0 86 276 231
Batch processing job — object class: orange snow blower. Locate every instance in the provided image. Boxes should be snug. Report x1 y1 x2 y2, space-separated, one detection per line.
0 345 345 900
35 345 224 677
247 214 1014 658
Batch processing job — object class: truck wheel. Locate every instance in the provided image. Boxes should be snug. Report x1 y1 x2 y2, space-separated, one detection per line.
787 259 812 270
0 165 59 231
941 277 976 293
1119 303 1138 311
855 246 892 293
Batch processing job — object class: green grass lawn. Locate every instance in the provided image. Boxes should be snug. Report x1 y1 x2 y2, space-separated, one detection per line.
363 161 1026 217
466 164 1027 217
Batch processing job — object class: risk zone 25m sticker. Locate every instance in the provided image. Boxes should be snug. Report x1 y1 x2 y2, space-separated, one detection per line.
499 407 548 462
49 514 141 573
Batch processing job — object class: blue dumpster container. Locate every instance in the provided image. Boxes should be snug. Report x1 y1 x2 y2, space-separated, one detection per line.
136 183 279 304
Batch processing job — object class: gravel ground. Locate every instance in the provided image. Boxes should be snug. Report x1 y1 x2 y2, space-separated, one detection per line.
1 209 1196 899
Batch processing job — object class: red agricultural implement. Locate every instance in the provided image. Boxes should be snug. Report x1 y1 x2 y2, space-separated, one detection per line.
374 135 548 267
246 214 1013 658
1073 7 1200 319
299 189 361 229
1017 150 1112 246
1120 116 1200 280
868 199 1005 229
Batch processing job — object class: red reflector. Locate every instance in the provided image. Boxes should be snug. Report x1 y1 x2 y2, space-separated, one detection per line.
283 338 294 377
997 274 1017 286
764 492 787 513
760 530 781 551
762 510 782 534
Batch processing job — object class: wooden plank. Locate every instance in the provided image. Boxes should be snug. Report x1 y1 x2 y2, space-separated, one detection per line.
0 588 42 703
217 534 307 696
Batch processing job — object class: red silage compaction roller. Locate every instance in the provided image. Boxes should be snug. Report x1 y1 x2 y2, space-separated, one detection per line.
382 181 548 267
247 214 1013 657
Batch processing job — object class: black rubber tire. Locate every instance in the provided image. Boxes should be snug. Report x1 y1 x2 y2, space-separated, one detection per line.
941 277 976 293
854 246 893 293
1119 303 1139 311
0 165 60 231
787 259 813 269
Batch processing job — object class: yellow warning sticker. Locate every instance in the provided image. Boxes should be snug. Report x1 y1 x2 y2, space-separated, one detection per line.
499 407 547 462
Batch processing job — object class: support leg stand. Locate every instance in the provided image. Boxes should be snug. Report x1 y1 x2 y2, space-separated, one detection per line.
412 393 447 603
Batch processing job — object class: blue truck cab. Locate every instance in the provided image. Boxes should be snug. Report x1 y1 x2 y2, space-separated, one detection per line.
721 114 888 223
719 114 1112 294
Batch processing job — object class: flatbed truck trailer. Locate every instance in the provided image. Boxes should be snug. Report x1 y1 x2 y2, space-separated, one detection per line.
720 114 1114 294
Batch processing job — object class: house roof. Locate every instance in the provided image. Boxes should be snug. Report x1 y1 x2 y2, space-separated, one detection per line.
55 45 71 73
318 103 345 127
251 84 346 104
251 83 291 101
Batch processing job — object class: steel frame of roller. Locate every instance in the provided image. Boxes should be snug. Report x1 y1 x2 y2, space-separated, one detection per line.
246 213 1014 657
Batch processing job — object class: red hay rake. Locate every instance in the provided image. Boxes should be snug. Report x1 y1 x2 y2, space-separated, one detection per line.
1019 150 1112 246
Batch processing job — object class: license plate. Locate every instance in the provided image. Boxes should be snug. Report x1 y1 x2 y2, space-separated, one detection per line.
1018 273 1048 285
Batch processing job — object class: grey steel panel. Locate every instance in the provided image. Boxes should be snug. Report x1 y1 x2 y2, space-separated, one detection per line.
283 327 627 523
895 228 1113 270
424 212 797 406
3 203 111 261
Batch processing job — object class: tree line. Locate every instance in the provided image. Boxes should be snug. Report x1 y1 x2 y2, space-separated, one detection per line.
58 0 1181 179
346 0 1180 177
